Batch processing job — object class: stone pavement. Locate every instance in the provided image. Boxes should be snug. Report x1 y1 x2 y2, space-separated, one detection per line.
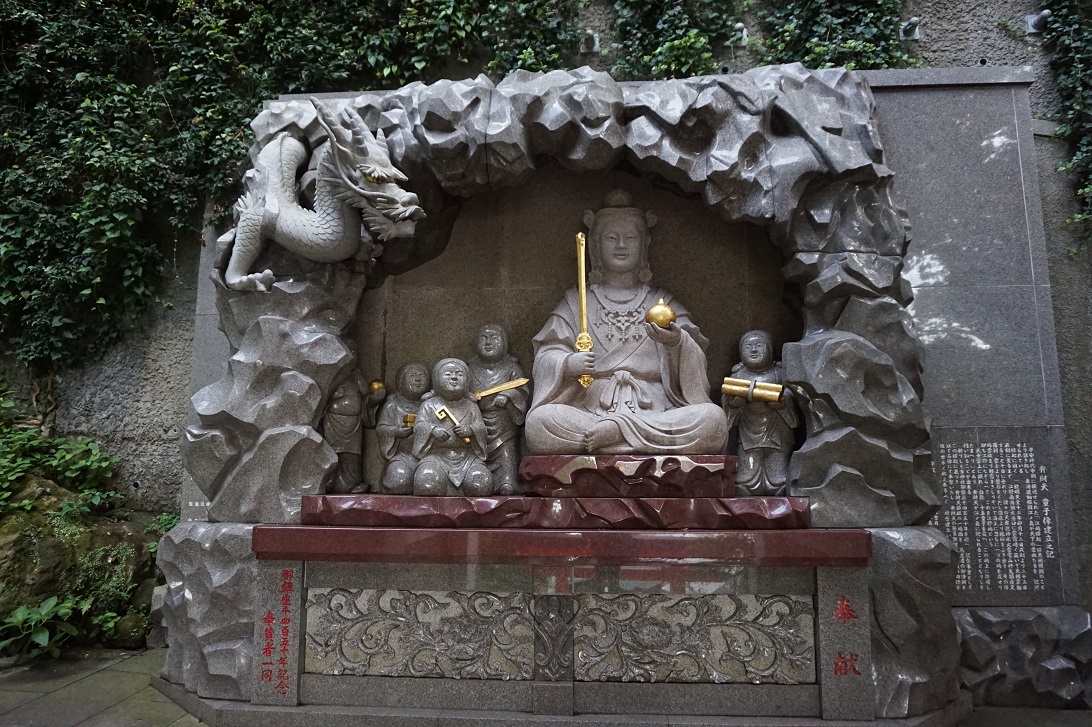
0 648 200 727
0 648 1090 727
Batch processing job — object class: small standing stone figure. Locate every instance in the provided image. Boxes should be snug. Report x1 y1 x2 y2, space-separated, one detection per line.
413 358 492 496
468 325 530 495
722 331 799 496
322 373 367 493
376 363 430 494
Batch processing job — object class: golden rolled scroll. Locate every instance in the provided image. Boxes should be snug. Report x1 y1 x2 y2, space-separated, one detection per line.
721 377 785 403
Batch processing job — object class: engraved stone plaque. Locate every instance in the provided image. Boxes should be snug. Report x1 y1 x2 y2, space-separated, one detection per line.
572 593 814 684
305 588 534 679
934 430 1062 605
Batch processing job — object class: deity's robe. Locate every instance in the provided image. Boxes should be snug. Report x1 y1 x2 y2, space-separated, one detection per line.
525 286 728 455
411 394 489 487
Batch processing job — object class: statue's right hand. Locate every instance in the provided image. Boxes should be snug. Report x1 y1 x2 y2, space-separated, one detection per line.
432 427 451 442
564 351 596 378
396 425 414 438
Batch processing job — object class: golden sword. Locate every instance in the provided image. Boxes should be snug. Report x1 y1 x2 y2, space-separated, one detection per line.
472 377 530 401
575 232 593 388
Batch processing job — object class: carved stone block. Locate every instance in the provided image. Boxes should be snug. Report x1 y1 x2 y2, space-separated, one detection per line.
572 593 814 684
956 606 1092 708
869 527 961 718
157 522 256 700
519 455 736 497
300 494 810 530
305 588 534 680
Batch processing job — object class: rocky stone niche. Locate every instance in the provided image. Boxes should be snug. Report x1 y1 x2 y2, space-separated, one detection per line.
158 65 966 725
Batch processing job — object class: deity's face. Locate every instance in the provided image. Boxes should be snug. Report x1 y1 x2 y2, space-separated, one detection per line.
398 365 430 399
597 217 645 276
476 326 507 363
740 334 773 371
434 361 469 400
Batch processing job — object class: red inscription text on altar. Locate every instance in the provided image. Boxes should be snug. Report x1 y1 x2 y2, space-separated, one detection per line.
260 610 275 683
833 652 862 676
275 568 296 696
833 595 858 623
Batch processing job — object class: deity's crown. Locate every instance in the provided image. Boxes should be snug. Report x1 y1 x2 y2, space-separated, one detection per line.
585 189 658 235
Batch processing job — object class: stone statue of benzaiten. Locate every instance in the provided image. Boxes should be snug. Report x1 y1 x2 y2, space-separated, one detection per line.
412 358 493 496
525 190 728 455
467 325 530 494
375 363 431 494
722 331 799 496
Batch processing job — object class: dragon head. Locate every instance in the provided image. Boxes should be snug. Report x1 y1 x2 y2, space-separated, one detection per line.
312 98 425 241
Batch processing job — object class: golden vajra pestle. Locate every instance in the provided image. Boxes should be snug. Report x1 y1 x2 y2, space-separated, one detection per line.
721 377 785 403
575 232 593 388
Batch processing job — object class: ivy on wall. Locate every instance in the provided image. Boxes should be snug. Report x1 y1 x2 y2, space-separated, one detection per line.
1042 0 1092 254
0 0 582 375
751 0 917 69
609 0 744 80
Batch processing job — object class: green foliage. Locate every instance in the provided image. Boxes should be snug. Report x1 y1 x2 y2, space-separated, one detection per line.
0 0 583 374
0 388 119 514
144 511 180 555
611 0 744 79
751 0 918 70
1042 0 1092 254
483 0 586 75
0 596 83 664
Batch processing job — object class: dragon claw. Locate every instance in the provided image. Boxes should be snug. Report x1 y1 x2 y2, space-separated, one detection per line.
228 270 276 292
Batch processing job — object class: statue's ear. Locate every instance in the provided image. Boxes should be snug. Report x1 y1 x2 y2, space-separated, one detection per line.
645 211 658 229
583 210 596 229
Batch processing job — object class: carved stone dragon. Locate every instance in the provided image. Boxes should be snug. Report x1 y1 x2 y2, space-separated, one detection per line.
220 98 424 291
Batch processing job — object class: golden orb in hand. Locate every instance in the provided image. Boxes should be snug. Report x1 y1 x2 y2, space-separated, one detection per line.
368 379 386 393
645 298 676 328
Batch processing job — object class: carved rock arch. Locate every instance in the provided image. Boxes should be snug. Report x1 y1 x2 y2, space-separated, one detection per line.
187 65 937 526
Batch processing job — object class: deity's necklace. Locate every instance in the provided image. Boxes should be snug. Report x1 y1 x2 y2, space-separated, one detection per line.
592 284 649 342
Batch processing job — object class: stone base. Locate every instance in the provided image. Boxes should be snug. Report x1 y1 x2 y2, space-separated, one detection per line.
519 455 736 497
152 675 973 726
301 494 810 529
956 606 1092 708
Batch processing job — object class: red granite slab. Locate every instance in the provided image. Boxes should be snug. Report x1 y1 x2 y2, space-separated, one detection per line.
301 495 810 530
519 455 737 497
252 527 871 567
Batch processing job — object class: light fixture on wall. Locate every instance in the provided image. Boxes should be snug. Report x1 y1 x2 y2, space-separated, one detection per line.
1026 9 1051 34
899 17 921 41
579 29 600 54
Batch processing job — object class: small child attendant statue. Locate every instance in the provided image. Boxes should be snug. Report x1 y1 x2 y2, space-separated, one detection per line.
376 363 430 494
468 325 529 495
412 358 493 496
723 331 799 496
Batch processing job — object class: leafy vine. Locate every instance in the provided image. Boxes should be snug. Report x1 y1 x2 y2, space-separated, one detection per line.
610 0 744 80
751 0 917 70
1041 0 1092 254
0 0 582 374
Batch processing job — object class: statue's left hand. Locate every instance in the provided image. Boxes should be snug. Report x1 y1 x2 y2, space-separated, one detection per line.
645 321 682 347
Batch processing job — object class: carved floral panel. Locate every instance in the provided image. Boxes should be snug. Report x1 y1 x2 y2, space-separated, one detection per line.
305 588 533 680
573 593 814 684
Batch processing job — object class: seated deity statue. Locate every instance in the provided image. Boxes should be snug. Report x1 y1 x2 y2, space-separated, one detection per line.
467 324 529 495
723 330 799 496
525 190 728 455
412 358 493 496
376 363 430 494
